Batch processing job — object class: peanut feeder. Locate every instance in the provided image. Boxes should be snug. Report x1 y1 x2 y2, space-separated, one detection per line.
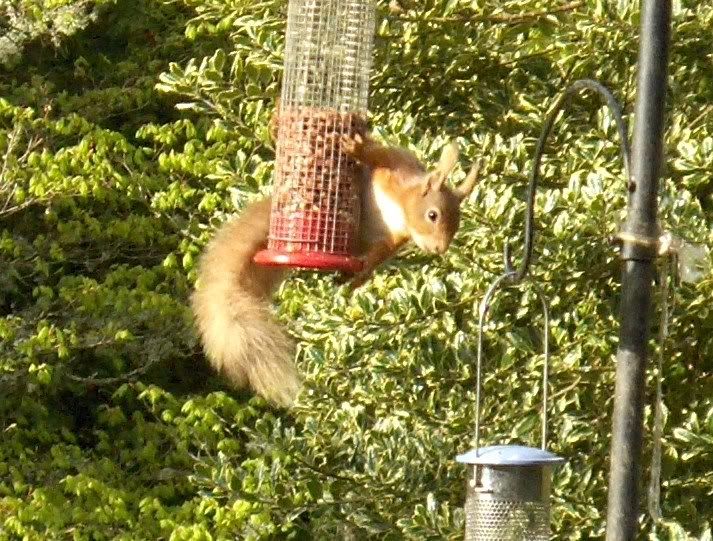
254 0 376 272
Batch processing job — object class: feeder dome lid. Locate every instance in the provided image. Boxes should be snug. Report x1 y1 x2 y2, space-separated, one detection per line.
456 445 565 466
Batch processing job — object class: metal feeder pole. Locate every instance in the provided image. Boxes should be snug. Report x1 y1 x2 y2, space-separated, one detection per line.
606 0 671 539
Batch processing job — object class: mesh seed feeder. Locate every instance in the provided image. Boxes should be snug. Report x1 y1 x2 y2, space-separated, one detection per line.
456 273 565 541
254 0 376 272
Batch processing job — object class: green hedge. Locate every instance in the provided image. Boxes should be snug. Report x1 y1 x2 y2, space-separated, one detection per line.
1 0 712 539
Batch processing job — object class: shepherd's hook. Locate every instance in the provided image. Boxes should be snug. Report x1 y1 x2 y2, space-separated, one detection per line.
504 79 632 283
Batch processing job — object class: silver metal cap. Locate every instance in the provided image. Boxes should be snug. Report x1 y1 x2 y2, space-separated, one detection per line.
456 445 565 467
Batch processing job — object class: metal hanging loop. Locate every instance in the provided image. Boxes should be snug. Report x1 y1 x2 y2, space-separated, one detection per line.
474 272 551 452
504 79 632 283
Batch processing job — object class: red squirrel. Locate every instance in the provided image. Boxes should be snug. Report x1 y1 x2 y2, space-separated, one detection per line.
191 126 481 407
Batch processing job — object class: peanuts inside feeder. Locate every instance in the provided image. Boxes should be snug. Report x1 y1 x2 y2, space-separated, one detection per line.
254 0 376 272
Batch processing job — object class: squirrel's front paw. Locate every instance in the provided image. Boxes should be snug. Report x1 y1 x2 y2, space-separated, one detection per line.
348 271 371 290
334 265 370 291
334 271 353 286
340 133 364 157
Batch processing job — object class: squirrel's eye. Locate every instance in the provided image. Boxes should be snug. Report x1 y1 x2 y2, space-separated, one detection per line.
427 209 439 222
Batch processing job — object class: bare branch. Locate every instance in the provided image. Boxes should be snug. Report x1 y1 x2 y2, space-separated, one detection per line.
397 1 585 25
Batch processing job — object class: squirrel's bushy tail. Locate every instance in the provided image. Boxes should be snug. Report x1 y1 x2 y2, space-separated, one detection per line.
191 199 300 407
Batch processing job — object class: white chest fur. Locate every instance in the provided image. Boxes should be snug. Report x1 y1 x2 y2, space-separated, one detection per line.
372 182 407 236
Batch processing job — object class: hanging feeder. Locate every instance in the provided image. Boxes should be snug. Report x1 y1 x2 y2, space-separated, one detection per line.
456 273 565 541
254 0 377 272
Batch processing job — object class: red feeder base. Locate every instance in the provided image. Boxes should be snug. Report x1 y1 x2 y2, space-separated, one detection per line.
254 250 363 273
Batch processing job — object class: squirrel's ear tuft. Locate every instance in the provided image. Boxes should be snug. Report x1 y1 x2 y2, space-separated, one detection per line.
420 143 459 195
421 171 444 195
454 159 483 202
436 142 459 178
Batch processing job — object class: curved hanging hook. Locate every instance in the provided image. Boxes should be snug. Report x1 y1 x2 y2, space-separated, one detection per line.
474 273 550 452
504 79 632 283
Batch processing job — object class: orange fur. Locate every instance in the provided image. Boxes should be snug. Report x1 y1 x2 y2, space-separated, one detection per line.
191 199 300 407
191 133 481 406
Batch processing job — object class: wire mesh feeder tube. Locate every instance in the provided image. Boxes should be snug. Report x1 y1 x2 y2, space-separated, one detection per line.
254 0 376 272
456 273 565 541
